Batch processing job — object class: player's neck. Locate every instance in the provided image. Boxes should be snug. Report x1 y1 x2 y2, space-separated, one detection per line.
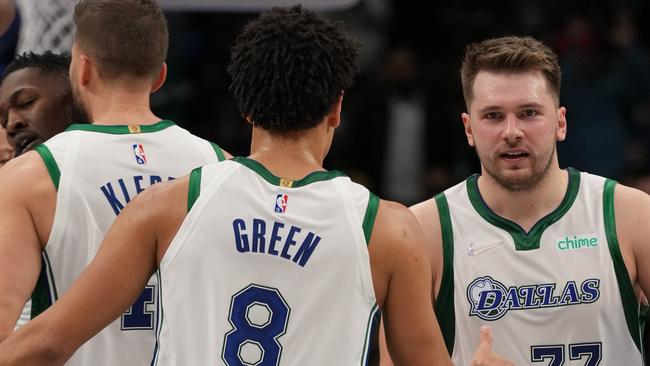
84 86 160 126
477 164 568 232
248 125 330 181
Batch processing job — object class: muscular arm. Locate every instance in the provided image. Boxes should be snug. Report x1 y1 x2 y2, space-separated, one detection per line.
370 200 451 366
0 153 55 342
0 176 189 365
615 185 650 308
410 198 444 301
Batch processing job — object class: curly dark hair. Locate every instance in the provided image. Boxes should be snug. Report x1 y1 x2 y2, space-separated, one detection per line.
2 51 71 82
227 5 360 133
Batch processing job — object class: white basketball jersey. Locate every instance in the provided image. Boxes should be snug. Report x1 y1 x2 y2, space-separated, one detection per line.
33 120 226 366
151 157 380 365
435 168 644 365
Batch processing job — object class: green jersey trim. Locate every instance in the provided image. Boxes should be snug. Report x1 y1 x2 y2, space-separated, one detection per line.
434 193 455 355
603 179 642 352
360 304 380 366
187 167 203 212
31 251 59 319
231 156 346 188
64 120 176 134
466 167 581 250
34 144 60 190
210 142 226 162
362 192 380 245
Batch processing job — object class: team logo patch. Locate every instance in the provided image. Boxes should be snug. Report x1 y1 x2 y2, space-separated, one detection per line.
133 144 147 165
467 276 600 321
274 194 288 213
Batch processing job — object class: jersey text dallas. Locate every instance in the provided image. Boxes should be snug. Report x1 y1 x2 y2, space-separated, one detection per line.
467 276 600 321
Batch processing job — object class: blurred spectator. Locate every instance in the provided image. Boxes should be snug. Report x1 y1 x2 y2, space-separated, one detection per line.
14 0 76 53
557 8 650 179
0 0 20 76
338 46 462 204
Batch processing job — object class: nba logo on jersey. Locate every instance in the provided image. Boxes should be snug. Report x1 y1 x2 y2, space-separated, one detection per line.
133 144 147 165
275 193 288 213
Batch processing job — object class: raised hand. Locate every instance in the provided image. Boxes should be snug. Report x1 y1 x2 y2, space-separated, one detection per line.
470 326 515 366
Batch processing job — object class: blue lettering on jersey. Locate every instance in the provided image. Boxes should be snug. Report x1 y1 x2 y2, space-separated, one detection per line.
232 218 321 267
99 175 175 215
467 276 601 321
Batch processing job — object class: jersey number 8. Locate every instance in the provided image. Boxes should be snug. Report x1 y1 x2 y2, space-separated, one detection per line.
222 284 291 366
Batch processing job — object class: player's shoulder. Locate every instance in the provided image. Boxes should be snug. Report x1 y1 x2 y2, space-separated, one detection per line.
371 199 424 251
409 196 439 223
0 151 55 207
613 182 650 221
0 150 50 185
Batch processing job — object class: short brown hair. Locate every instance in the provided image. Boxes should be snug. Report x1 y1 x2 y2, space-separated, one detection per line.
461 36 561 107
73 0 168 79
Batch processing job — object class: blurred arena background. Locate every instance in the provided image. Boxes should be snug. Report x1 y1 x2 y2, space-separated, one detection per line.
1 0 650 205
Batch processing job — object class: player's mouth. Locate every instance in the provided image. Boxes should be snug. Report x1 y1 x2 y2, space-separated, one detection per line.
499 150 529 162
13 132 41 157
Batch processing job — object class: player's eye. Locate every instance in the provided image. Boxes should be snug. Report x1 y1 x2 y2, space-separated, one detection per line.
520 109 537 118
485 112 502 120
17 97 37 109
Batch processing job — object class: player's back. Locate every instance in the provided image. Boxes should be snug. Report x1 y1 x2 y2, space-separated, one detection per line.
34 120 226 366
152 157 380 365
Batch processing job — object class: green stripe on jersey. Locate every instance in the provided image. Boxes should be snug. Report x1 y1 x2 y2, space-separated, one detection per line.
64 120 175 134
466 167 580 250
32 251 59 318
360 304 380 366
231 156 346 188
603 179 642 352
34 144 60 190
210 142 226 161
362 192 380 245
187 167 203 212
434 193 455 355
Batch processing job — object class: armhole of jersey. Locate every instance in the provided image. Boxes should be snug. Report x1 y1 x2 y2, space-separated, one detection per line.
603 179 642 352
34 144 60 190
31 251 58 319
210 142 226 162
360 303 381 366
362 192 380 246
187 167 203 213
434 192 455 356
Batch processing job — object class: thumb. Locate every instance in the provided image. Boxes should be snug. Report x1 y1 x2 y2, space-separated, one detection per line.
477 325 493 352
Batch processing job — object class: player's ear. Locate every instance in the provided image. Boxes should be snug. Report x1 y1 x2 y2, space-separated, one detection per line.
326 93 343 129
462 112 475 147
79 54 93 87
150 62 167 93
556 106 567 142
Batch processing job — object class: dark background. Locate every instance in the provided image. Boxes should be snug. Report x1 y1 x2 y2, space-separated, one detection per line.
150 0 650 204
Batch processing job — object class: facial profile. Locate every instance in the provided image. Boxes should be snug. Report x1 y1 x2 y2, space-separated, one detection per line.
462 70 566 191
0 55 73 156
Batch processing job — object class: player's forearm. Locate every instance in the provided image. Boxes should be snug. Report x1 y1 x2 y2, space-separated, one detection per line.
0 326 68 366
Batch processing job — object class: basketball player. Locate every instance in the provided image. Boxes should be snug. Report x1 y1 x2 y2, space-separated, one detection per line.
0 52 73 157
1 51 75 328
0 6 519 366
0 0 228 365
410 36 650 364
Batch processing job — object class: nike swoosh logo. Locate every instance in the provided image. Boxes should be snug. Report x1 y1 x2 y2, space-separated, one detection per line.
466 241 504 256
